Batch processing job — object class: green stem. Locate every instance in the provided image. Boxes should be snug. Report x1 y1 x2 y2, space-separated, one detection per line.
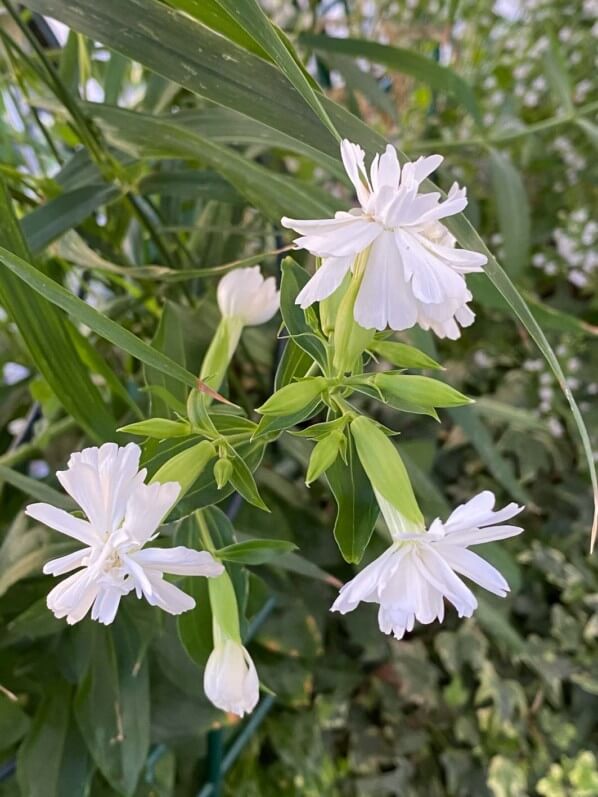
408 100 598 152
196 510 216 553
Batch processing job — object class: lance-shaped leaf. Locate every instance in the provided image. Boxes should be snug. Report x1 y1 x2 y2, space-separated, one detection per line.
326 431 379 564
0 181 116 441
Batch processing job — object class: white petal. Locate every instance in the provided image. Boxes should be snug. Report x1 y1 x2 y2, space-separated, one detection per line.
121 480 180 545
47 570 99 625
331 547 398 614
370 144 401 192
295 256 353 309
58 443 143 533
354 231 418 331
438 546 510 597
340 139 371 208
26 503 97 546
441 524 524 547
90 585 125 625
294 218 382 258
43 548 90 576
400 154 444 189
412 154 444 183
131 547 224 577
282 210 362 235
139 571 196 614
415 546 478 617
413 182 468 225
396 231 469 304
420 237 487 273
445 491 523 533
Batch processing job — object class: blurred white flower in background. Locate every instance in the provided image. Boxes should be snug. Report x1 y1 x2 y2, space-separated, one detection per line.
282 140 487 338
27 443 223 625
204 634 260 717
332 490 524 639
2 361 29 385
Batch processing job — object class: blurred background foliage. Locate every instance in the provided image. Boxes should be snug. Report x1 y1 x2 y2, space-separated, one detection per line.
0 0 597 795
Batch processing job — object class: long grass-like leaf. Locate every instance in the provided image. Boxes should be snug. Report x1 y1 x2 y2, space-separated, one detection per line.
0 246 200 389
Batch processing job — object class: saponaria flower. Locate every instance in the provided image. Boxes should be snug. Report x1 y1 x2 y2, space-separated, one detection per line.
26 443 223 625
331 490 524 639
282 140 487 338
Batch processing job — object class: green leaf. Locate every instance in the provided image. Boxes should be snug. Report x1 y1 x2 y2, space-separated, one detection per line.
299 33 482 124
0 693 30 752
74 622 150 796
145 300 189 418
91 106 339 221
274 337 314 391
489 149 531 277
542 34 574 113
326 431 379 563
215 539 297 565
0 181 116 441
280 257 328 368
198 0 341 141
17 682 91 797
0 464 74 509
350 416 423 528
370 339 443 370
21 183 120 253
0 245 201 390
21 0 338 158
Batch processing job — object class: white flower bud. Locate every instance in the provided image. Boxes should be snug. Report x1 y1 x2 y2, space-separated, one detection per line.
217 266 280 327
203 638 259 717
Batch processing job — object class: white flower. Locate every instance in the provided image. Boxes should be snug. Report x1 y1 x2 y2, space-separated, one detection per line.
26 443 223 625
282 140 487 338
204 637 260 717
331 490 524 639
217 266 280 327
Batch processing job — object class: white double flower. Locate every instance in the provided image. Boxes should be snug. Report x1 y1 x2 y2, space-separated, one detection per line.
28 443 223 625
332 490 524 639
283 139 487 338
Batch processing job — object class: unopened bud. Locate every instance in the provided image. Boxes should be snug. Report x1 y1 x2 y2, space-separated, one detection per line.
214 457 234 489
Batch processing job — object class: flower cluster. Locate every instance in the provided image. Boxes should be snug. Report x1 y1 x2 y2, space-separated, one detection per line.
30 140 527 722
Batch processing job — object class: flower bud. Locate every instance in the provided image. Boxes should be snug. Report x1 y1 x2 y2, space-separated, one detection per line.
203 637 259 718
118 418 192 438
213 457 233 489
150 439 216 497
374 373 473 408
306 431 345 485
257 377 327 416
217 266 279 327
204 571 260 717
